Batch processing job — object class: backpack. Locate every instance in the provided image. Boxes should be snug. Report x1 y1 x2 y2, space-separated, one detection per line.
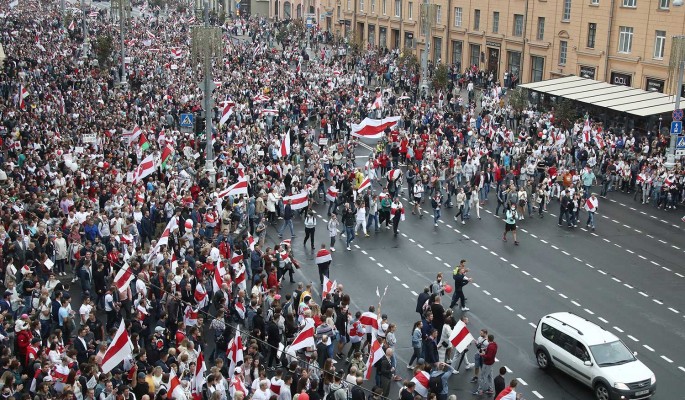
429 373 445 394
326 388 344 400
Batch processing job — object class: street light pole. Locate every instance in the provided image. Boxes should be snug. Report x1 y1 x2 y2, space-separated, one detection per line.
665 59 683 170
119 0 129 85
191 2 222 188
419 1 434 92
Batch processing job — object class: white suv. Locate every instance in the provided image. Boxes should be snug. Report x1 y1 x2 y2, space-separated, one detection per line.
533 312 656 400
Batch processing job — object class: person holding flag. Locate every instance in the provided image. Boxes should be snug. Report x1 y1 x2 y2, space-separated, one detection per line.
585 193 599 231
315 244 332 285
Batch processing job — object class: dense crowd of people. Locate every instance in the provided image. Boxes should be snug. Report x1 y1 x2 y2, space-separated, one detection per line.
0 0 684 398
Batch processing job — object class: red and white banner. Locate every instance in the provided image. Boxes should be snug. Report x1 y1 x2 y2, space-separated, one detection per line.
114 263 134 293
359 311 379 334
279 132 291 158
351 116 400 139
170 48 183 59
289 318 316 351
101 320 133 374
326 186 338 202
322 275 336 299
234 263 246 291
220 101 236 126
357 177 371 193
585 197 598 212
167 369 185 399
191 349 207 400
449 319 475 353
387 168 402 181
582 117 591 143
253 94 270 102
227 326 244 377
411 370 430 397
212 265 224 293
133 154 156 184
364 335 385 380
315 248 332 265
217 178 248 198
122 125 142 145
283 191 309 210
19 84 29 110
261 108 279 116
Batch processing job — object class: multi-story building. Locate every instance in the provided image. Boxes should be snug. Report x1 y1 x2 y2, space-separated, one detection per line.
321 0 685 94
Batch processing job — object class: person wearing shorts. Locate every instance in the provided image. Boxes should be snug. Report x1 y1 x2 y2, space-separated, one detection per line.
503 203 519 245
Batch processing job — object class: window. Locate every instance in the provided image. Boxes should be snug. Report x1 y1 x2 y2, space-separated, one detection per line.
337 6 341 17
433 37 442 61
492 12 499 33
436 5 442 23
454 7 462 27
347 0 351 10
587 23 596 48
531 55 544 82
618 26 634 53
470 44 481 67
513 14 523 36
507 51 521 76
659 0 669 9
559 40 568 65
371 0 375 13
654 30 666 59
359 0 364 12
591 0 599 3
562 0 571 20
408 2 413 19
622 0 636 6
382 0 386 14
474 9 481 30
394 0 400 16
452 40 463 67
536 17 545 40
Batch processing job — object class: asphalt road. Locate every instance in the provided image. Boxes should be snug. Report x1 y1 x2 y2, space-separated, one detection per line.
267 145 685 400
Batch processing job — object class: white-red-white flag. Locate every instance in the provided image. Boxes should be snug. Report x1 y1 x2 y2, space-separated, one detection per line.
283 191 309 210
217 178 248 199
410 370 430 397
322 276 336 300
191 347 207 399
326 186 338 202
364 334 385 380
351 116 400 139
167 368 186 399
227 326 244 377
279 132 291 158
316 248 332 265
113 263 134 293
448 319 475 353
289 318 316 352
220 101 236 126
357 176 371 193
132 154 156 184
359 311 379 334
101 320 133 373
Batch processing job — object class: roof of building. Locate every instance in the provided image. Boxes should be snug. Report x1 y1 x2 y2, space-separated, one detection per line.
519 76 678 117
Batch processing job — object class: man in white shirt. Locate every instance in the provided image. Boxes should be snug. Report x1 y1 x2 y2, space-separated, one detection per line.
79 296 93 325
135 273 148 300
252 379 271 400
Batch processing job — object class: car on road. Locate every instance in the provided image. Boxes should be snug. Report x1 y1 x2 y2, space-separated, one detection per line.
533 312 656 400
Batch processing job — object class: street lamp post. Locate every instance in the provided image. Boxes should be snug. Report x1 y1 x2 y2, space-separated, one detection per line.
191 2 222 188
419 1 435 92
666 34 685 169
113 0 130 85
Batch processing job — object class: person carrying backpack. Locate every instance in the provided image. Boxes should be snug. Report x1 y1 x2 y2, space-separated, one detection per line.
429 362 457 400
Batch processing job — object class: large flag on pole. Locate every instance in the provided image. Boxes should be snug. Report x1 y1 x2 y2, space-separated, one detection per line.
191 348 207 400
289 318 316 352
227 326 244 377
279 132 291 158
351 116 401 139
220 101 236 126
101 320 133 373
363 334 385 380
113 263 135 293
217 178 248 199
448 319 475 353
132 154 156 184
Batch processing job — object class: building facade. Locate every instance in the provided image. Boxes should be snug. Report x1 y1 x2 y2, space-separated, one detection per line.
327 0 685 94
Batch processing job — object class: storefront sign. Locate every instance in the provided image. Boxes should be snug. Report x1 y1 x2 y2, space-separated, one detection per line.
579 65 596 79
645 78 665 93
610 72 632 87
485 41 501 48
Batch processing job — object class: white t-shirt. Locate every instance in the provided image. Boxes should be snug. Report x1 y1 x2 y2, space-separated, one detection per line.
79 304 93 320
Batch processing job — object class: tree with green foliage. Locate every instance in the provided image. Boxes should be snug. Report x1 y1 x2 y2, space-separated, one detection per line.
432 63 449 91
398 47 419 75
507 87 528 114
553 99 578 130
94 35 114 68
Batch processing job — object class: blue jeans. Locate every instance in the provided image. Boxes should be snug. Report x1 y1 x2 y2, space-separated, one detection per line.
345 226 355 247
586 211 595 228
433 208 441 224
278 219 294 237
366 213 379 232
463 200 471 218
